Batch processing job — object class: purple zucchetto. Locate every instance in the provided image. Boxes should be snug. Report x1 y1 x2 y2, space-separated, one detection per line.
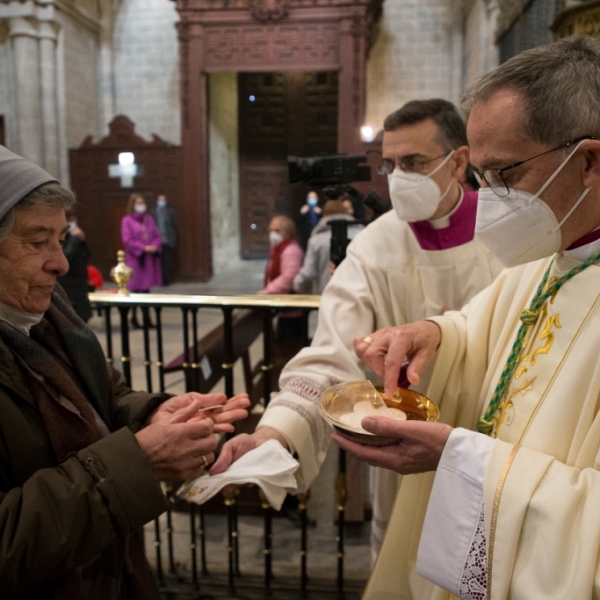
0 145 57 222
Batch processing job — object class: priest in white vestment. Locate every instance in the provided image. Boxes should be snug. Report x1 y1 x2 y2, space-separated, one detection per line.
338 36 600 600
211 99 502 556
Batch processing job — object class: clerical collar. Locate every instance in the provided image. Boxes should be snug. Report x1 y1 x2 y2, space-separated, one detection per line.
562 227 600 264
408 187 478 251
428 185 464 230
0 301 44 336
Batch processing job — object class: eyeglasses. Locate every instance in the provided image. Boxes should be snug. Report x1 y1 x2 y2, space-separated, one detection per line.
472 135 594 197
375 151 451 176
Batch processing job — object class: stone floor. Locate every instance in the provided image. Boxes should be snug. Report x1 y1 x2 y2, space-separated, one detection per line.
88 259 371 597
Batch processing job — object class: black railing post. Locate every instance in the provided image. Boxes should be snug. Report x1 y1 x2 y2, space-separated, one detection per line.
182 308 192 392
298 489 311 593
199 505 208 576
191 307 200 391
153 518 164 586
141 305 153 393
190 504 198 587
117 305 132 387
166 509 176 575
259 489 273 593
154 307 165 392
221 307 234 398
103 306 114 366
262 309 274 406
222 488 239 593
336 449 348 599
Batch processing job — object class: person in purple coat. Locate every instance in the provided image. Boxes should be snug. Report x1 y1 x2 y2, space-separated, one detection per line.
121 193 162 328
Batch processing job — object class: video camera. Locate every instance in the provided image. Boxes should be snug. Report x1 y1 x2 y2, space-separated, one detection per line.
288 153 389 265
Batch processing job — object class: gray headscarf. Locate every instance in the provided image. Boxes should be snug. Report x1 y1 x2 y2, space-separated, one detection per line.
0 145 57 222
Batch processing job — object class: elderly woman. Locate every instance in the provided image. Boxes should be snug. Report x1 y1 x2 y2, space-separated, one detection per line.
0 146 249 598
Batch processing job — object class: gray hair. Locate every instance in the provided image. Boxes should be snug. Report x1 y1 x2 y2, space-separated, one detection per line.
0 182 76 242
462 36 600 149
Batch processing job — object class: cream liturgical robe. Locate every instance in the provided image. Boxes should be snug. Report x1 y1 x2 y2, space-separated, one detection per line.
257 190 502 556
367 238 600 600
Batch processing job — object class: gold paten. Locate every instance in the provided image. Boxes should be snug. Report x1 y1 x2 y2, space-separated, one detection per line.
319 380 439 447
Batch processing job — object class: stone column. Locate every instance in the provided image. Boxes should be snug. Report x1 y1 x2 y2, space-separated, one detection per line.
8 16 43 165
39 20 60 177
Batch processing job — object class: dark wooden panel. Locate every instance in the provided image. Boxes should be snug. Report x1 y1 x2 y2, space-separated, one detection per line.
69 116 183 281
238 71 338 258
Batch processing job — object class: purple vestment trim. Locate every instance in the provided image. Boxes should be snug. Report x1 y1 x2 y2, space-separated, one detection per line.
408 189 478 251
567 226 600 250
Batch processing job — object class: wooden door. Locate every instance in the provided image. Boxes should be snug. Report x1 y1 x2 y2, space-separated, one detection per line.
238 70 338 258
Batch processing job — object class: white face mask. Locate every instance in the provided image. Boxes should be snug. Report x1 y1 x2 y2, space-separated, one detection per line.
134 203 147 214
269 231 284 246
387 151 455 222
475 141 590 268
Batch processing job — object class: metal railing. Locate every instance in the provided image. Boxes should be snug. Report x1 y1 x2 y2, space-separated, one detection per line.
89 292 368 599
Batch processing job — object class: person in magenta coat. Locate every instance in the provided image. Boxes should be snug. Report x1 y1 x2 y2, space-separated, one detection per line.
121 194 162 328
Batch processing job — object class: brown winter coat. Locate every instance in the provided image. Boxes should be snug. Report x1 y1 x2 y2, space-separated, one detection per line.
0 293 169 598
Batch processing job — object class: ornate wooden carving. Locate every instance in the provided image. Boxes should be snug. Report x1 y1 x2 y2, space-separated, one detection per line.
203 23 340 71
69 116 183 281
171 0 382 279
176 20 191 129
249 0 290 22
552 0 600 39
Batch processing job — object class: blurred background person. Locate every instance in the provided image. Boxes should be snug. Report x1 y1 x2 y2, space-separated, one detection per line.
57 213 92 322
153 194 177 286
121 193 162 329
259 214 305 342
294 199 363 294
297 190 322 250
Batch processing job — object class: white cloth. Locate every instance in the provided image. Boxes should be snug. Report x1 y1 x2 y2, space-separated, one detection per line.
367 235 600 599
180 440 299 511
258 208 502 557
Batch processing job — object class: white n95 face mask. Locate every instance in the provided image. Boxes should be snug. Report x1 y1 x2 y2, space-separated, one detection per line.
387 151 455 222
269 231 284 246
475 141 591 268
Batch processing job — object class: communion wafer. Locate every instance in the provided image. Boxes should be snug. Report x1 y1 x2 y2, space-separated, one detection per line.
389 407 407 420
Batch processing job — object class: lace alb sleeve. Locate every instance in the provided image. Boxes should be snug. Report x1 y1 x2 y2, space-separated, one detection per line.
458 504 488 600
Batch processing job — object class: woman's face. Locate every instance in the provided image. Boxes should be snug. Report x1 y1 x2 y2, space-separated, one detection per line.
134 196 145 207
0 206 69 313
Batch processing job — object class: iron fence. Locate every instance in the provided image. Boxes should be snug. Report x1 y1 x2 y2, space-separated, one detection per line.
89 292 368 599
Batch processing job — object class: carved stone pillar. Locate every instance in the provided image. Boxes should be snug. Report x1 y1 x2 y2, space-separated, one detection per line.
39 20 60 177
8 16 43 165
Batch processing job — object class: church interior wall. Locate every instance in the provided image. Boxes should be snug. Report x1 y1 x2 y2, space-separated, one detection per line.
0 23 16 150
208 71 242 273
463 0 500 93
111 0 180 144
365 0 462 133
57 10 101 150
